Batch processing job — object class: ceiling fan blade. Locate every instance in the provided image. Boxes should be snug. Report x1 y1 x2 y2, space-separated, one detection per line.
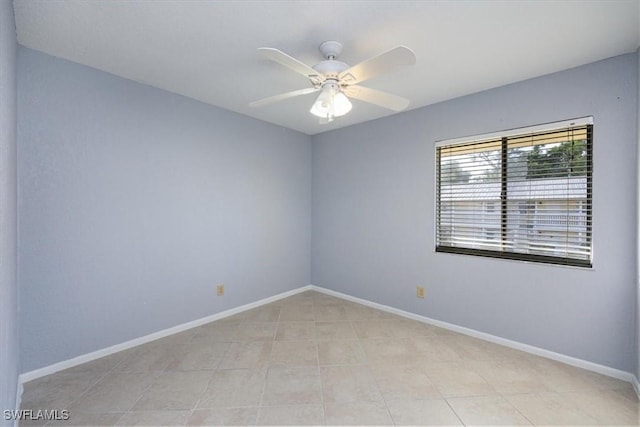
339 46 416 85
258 48 323 83
249 87 320 108
343 85 410 111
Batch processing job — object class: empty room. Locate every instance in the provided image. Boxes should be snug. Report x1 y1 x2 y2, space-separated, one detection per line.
1 0 640 425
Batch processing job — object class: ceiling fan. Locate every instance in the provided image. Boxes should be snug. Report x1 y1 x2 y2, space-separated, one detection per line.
249 41 416 123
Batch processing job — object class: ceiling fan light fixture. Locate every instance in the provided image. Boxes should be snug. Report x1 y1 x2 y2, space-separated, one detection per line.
310 83 352 120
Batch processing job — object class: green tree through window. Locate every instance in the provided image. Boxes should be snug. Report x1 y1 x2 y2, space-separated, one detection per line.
526 140 587 179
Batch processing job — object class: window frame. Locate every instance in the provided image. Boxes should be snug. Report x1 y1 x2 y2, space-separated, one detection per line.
434 117 593 268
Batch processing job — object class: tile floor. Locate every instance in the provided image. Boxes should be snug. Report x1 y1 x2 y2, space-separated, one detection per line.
19 290 639 426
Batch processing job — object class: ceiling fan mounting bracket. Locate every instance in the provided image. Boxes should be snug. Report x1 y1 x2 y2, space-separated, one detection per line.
319 40 343 60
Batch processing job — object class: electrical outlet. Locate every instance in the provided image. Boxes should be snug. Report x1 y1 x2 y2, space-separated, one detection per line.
217 284 225 296
416 286 425 299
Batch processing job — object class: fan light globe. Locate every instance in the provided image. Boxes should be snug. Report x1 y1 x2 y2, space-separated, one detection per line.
332 93 352 116
310 83 352 120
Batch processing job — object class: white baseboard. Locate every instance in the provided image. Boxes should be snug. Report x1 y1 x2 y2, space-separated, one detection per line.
310 285 636 385
632 375 640 400
19 285 312 383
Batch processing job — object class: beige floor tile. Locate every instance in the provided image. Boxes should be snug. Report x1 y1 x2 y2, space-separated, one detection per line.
359 338 423 365
408 336 462 362
315 321 357 340
278 292 315 305
581 369 638 391
561 388 640 425
352 321 397 339
275 321 315 341
386 398 463 425
256 404 324 425
468 358 552 394
192 322 239 342
21 372 103 410
70 372 159 413
344 304 393 320
369 363 441 400
312 293 346 306
197 368 266 408
113 345 179 373
442 334 526 362
269 340 318 367
424 361 496 398
317 340 366 366
233 322 276 341
165 341 229 371
116 410 190 426
313 304 348 321
132 371 211 410
218 341 272 369
527 358 630 394
128 332 195 357
386 319 440 338
241 305 281 322
447 395 532 425
324 401 392 425
504 392 599 425
261 366 322 406
320 365 383 404
279 303 315 321
187 407 258 426
617 386 640 402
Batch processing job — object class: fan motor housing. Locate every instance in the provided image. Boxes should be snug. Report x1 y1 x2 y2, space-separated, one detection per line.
313 60 349 79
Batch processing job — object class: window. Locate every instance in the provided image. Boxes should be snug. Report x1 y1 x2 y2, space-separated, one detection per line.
436 118 593 267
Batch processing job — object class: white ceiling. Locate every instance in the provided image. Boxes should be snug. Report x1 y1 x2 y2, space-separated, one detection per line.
13 0 640 135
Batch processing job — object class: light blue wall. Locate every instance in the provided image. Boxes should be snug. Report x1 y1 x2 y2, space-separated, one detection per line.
0 0 19 421
312 53 638 372
18 48 311 372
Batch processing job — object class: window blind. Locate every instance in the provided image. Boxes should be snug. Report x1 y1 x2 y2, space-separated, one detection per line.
436 120 593 267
